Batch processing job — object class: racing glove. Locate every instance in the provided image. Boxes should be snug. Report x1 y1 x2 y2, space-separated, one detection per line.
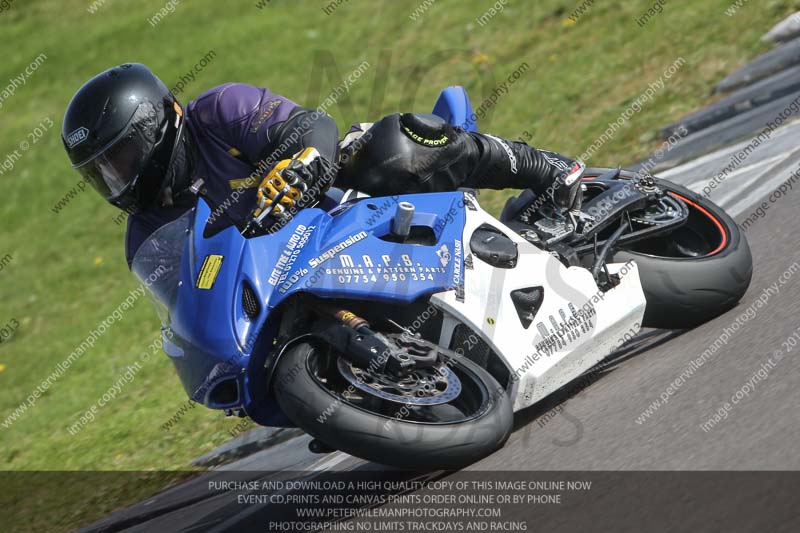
254 147 334 219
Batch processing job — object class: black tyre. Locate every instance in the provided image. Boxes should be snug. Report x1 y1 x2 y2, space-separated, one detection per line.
587 169 753 329
273 341 513 470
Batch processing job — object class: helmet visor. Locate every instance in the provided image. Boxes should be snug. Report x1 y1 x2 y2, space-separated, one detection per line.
74 101 162 200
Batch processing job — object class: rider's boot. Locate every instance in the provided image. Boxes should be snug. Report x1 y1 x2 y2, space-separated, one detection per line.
550 161 586 214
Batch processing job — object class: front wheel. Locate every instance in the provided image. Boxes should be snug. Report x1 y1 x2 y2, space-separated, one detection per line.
273 341 513 470
590 169 753 329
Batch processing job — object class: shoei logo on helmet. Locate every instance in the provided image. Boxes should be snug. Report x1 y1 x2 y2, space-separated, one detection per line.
66 127 89 148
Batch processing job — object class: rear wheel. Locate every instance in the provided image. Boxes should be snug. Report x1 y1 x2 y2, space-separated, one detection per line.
273 341 513 470
587 169 753 329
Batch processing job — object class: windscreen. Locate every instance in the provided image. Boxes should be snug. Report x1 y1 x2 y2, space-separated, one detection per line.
131 210 192 327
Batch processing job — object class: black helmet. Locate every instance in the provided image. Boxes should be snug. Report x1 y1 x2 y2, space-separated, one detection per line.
62 63 188 211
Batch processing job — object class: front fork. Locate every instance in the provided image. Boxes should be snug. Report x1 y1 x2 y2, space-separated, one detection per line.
308 300 439 377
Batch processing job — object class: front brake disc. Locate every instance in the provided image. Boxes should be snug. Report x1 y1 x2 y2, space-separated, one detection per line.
336 358 461 405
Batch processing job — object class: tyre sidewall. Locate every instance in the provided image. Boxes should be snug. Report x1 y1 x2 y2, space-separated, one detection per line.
273 342 513 470
607 175 753 329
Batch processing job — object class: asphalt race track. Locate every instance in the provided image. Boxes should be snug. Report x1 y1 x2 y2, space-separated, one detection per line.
486 119 800 471
83 107 800 533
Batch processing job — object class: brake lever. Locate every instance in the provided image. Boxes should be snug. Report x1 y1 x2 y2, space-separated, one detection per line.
242 182 291 236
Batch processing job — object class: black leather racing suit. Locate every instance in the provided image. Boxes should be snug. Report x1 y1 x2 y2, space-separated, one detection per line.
336 113 575 199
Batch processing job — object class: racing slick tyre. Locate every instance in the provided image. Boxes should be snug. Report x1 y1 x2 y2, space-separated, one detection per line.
590 169 753 329
273 341 513 470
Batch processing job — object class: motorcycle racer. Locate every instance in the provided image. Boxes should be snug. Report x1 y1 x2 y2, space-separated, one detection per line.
60 64 583 267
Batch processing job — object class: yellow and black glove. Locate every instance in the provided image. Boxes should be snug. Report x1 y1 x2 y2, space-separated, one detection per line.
254 147 333 220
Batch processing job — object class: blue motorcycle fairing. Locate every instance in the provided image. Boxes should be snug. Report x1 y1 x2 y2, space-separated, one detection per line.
255 193 466 305
432 85 478 132
128 85 480 425
160 192 467 423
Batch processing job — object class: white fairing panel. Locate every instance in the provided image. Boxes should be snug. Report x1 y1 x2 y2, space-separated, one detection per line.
432 194 646 411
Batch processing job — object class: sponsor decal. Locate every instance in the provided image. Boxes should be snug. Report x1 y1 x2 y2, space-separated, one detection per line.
401 125 449 147
279 267 309 294
66 127 89 148
196 254 224 289
533 303 596 357
324 253 446 285
308 231 367 268
436 244 451 267
453 239 464 302
268 224 314 287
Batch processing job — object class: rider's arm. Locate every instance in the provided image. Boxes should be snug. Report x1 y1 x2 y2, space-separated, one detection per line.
188 83 338 168
463 134 582 210
335 113 576 204
466 133 576 192
262 106 339 164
